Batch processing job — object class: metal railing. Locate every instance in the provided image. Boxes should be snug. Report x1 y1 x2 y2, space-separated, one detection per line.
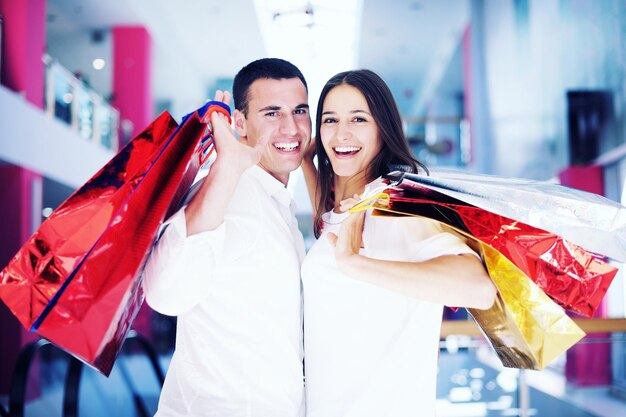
43 54 120 152
1 331 164 417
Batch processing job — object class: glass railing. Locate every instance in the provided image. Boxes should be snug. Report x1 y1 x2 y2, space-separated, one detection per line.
43 54 119 153
438 319 626 417
403 116 470 168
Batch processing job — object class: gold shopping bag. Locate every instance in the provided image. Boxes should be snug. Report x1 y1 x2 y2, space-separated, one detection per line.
468 244 585 370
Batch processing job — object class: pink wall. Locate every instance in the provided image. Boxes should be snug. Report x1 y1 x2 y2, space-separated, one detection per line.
112 26 153 146
0 0 46 108
0 165 41 394
0 0 46 393
112 26 155 337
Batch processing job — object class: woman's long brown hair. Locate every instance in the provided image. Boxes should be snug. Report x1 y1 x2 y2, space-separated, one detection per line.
313 69 427 238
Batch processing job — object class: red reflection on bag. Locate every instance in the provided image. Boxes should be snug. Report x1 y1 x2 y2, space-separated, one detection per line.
0 103 227 375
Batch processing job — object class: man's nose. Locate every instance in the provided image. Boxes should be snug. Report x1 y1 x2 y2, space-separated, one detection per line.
279 114 298 135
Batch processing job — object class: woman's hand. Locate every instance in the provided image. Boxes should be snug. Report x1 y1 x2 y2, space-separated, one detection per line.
338 194 360 213
327 211 365 269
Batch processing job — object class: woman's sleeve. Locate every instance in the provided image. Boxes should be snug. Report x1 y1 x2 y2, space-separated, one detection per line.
398 217 479 262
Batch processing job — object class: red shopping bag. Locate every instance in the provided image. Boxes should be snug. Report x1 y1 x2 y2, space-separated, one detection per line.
0 101 230 375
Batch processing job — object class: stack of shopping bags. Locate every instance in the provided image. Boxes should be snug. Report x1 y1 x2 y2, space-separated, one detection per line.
353 170 623 369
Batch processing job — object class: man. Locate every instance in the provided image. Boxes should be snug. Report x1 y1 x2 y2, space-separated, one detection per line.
143 58 311 417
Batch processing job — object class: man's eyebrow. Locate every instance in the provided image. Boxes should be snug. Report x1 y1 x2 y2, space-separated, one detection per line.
258 104 310 112
258 105 281 112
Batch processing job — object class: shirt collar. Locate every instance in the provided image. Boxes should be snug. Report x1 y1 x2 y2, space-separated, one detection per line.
247 165 292 208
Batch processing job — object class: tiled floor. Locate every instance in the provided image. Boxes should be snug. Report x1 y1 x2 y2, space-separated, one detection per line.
3 349 626 417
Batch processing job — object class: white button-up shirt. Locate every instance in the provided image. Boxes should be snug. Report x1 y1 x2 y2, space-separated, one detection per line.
143 165 305 417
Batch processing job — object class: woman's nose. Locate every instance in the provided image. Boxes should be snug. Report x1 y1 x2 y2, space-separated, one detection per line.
336 122 352 141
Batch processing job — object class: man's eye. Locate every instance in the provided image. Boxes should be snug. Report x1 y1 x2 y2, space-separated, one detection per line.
294 109 308 115
265 111 278 117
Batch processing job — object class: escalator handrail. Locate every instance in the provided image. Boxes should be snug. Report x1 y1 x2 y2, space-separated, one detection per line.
124 330 166 386
8 331 165 417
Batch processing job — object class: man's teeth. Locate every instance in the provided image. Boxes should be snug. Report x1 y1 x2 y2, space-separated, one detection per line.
274 142 300 151
334 146 361 153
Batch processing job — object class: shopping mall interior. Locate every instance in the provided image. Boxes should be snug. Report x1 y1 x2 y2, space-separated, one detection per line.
1 0 626 416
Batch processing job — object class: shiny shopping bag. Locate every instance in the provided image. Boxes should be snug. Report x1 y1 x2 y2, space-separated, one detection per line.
351 200 586 369
468 244 585 370
0 101 230 375
385 170 626 262
352 172 619 318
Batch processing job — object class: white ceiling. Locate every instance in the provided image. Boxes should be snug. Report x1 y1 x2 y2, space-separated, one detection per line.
45 0 469 117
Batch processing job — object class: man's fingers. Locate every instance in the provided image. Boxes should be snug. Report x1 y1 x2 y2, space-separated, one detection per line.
210 111 233 147
223 91 232 106
254 134 271 152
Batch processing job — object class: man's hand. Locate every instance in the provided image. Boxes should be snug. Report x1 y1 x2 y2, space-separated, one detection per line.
207 90 268 175
210 111 268 174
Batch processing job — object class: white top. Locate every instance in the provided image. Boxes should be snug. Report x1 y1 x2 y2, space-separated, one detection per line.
143 165 306 417
302 209 476 417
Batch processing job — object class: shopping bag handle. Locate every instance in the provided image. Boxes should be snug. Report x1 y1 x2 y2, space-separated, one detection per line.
194 101 232 166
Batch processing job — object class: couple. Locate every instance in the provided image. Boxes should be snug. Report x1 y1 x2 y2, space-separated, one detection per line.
142 58 496 417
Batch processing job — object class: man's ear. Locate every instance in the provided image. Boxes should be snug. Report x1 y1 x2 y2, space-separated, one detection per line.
233 109 247 140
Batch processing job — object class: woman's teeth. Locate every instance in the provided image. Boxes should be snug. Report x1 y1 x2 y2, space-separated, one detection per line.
274 142 300 151
334 146 361 155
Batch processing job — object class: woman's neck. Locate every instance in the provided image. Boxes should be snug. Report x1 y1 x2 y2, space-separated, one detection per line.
333 171 370 212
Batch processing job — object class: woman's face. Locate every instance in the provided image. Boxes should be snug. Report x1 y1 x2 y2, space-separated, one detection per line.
319 84 382 179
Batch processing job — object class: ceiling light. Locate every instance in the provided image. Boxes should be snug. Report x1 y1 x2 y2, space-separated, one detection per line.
92 58 106 70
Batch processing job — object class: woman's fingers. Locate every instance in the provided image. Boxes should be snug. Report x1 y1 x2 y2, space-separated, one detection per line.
327 232 338 247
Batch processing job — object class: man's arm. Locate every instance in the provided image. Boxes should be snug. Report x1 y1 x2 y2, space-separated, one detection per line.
186 91 268 235
143 91 268 315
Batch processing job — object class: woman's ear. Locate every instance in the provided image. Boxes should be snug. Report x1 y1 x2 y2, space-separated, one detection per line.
233 109 247 140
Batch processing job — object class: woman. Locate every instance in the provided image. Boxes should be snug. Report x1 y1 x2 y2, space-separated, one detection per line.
301 70 496 417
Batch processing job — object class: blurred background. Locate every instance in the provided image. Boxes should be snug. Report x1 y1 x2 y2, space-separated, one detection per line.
1 0 626 416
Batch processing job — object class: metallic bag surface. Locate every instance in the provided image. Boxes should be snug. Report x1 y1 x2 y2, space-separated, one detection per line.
0 102 230 375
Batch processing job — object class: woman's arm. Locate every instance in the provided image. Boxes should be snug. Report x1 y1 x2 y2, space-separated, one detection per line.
328 211 497 310
301 136 320 214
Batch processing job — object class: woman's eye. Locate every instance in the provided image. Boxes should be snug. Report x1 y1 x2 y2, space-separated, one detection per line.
322 118 337 124
354 117 366 123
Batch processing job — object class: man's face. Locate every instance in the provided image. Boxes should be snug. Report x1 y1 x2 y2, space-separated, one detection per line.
234 78 311 185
